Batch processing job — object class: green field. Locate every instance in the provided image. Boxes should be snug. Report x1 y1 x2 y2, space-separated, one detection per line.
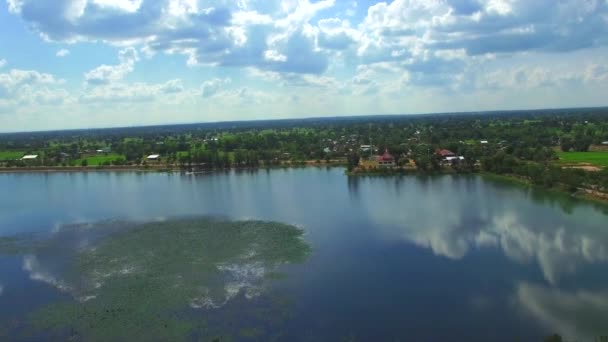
557 152 608 168
73 153 125 166
0 151 25 160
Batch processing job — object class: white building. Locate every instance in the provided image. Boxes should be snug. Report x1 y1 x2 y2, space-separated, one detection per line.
147 154 160 160
21 155 38 160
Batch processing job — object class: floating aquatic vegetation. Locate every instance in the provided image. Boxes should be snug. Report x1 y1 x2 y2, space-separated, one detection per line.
0 217 311 341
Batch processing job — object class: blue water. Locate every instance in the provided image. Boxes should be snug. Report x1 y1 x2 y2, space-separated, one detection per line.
1 168 608 341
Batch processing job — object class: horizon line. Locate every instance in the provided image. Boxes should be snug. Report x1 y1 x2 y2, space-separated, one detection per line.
2 105 607 135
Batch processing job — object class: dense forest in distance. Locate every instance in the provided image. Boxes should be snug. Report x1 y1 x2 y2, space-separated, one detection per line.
1 107 608 199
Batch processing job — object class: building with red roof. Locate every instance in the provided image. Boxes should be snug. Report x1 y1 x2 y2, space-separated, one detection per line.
377 149 396 167
436 149 456 158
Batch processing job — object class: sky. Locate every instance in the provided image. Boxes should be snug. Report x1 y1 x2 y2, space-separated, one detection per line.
0 0 607 132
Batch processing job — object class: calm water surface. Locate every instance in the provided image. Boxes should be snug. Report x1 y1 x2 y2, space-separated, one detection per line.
1 168 608 341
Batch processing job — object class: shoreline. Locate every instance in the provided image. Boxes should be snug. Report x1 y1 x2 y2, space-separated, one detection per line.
479 172 608 205
348 168 608 205
3 164 607 205
0 162 346 174
0 166 172 173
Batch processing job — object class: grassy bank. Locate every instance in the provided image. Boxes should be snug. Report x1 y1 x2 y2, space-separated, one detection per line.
557 151 608 168
71 153 126 166
481 172 608 205
0 151 24 161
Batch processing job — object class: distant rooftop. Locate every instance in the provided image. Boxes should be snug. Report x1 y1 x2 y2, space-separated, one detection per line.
437 149 455 157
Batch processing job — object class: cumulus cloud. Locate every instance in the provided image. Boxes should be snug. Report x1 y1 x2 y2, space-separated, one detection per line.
350 0 608 87
473 59 608 91
8 0 334 75
200 77 231 98
317 18 358 50
0 69 59 89
0 59 6 68
81 79 185 103
359 0 608 58
56 49 70 57
84 47 139 85
160 78 184 94
7 0 607 87
0 68 67 106
2 0 608 129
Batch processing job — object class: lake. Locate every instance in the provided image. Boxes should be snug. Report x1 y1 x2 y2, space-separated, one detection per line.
1 168 607 341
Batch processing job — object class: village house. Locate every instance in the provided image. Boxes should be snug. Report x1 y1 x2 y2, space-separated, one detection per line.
96 147 111 154
146 154 161 163
436 149 456 159
445 156 465 163
377 149 395 167
21 155 38 161
436 149 465 165
21 155 40 165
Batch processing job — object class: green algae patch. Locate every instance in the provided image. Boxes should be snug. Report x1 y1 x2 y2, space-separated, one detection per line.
3 218 310 341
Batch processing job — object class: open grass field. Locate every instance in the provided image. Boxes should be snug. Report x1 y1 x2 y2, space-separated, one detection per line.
0 151 24 160
73 153 125 166
557 152 608 168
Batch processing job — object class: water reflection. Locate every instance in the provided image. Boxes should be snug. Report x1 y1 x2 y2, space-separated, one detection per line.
350 175 608 340
353 176 608 285
517 283 608 341
0 217 310 341
1 170 607 341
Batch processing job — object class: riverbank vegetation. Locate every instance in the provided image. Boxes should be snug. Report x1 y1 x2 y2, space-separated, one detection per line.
1 107 607 197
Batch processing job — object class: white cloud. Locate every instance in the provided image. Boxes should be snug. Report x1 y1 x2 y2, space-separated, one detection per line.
7 0 334 75
92 0 143 13
0 69 59 89
200 78 231 98
56 49 70 57
0 68 64 101
2 0 608 130
0 59 6 68
81 79 186 103
473 58 608 91
84 48 139 85
0 67 74 114
264 50 287 62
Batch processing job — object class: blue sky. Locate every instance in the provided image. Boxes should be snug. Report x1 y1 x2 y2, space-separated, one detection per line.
0 0 607 132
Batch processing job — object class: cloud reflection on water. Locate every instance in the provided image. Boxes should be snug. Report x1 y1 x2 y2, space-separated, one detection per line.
349 175 608 340
516 283 608 340
353 176 608 285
